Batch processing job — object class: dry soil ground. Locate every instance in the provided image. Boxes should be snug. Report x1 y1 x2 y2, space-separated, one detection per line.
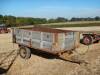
0 27 100 75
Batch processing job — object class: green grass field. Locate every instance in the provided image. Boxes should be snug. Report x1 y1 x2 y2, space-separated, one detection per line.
42 23 100 28
15 21 100 28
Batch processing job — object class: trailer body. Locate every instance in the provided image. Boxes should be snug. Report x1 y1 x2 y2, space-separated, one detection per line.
12 27 92 64
13 27 78 54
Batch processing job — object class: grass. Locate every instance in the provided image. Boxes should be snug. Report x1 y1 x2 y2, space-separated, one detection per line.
40 23 100 28
14 21 100 29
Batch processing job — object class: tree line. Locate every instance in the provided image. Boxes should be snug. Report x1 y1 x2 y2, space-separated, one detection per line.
0 14 100 27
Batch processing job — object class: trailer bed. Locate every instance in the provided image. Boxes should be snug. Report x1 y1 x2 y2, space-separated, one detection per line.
13 27 78 54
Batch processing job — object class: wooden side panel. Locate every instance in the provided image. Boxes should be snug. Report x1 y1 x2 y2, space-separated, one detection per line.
31 31 41 48
41 32 54 49
13 28 77 53
14 29 23 44
58 32 76 51
22 30 31 46
64 32 75 50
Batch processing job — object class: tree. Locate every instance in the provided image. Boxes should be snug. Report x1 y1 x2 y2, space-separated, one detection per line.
0 15 3 24
70 17 77 21
48 19 56 23
95 16 100 21
55 17 68 22
3 15 16 27
33 18 47 24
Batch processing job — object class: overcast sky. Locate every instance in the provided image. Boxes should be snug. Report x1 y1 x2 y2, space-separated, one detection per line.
0 0 100 19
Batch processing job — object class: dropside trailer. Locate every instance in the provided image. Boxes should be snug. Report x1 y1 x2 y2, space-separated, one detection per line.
12 27 83 63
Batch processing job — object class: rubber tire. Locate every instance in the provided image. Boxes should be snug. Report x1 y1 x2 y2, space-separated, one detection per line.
82 35 93 45
19 46 31 59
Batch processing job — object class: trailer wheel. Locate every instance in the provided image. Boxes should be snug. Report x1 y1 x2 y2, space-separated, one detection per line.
82 35 93 45
19 46 31 59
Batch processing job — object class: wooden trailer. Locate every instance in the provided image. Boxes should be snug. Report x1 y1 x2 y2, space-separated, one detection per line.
12 27 82 63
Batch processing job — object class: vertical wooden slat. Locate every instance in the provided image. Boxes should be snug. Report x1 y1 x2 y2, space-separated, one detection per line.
52 33 59 51
74 32 80 48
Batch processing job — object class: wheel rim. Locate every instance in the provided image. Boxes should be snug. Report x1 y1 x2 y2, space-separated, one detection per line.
83 37 90 45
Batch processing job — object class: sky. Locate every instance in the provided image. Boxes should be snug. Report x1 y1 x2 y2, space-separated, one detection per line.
0 0 100 19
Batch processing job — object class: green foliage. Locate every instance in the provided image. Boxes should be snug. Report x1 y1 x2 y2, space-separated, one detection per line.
3 15 16 27
70 17 96 21
0 15 4 24
0 14 100 27
48 17 68 23
55 17 68 22
95 16 100 21
48 19 56 23
33 18 47 24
